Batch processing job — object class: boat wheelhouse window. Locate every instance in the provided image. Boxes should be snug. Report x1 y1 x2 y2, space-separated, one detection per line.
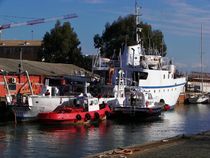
94 100 98 105
133 72 148 83
8 83 16 91
163 74 165 79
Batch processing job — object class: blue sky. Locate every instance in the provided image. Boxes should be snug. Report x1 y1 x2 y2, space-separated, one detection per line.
0 0 210 73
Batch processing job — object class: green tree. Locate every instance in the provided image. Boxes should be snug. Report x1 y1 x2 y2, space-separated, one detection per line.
94 14 167 57
40 21 82 65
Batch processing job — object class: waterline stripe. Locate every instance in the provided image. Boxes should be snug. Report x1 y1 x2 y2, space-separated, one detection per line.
141 82 186 89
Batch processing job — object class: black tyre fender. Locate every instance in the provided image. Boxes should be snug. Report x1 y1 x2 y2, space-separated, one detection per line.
94 112 100 120
76 114 82 121
85 113 91 120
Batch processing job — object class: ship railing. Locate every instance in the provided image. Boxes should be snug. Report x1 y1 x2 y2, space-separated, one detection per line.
161 57 172 66
92 57 120 69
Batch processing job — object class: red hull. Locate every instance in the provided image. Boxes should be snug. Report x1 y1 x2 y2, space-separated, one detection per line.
38 105 111 125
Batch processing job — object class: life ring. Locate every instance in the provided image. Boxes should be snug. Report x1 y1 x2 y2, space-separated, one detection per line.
76 114 82 121
85 113 91 120
94 112 100 120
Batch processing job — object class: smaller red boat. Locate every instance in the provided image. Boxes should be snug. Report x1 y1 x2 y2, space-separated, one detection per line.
38 96 111 125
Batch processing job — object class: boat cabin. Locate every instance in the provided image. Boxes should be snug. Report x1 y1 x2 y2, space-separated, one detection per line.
39 85 59 97
73 96 100 112
124 88 156 108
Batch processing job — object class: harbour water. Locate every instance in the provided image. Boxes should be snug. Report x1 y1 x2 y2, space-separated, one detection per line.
1 103 210 158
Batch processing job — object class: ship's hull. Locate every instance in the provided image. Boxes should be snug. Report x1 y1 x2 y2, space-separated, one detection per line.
111 106 162 121
11 95 75 122
38 105 111 125
140 78 186 106
124 68 186 107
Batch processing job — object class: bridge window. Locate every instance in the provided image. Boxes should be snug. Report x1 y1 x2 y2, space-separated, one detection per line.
133 72 148 83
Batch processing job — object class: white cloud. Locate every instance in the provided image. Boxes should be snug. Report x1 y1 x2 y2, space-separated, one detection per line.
143 0 210 36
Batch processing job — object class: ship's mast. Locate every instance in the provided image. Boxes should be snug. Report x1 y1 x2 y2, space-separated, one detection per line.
200 24 203 93
135 1 142 44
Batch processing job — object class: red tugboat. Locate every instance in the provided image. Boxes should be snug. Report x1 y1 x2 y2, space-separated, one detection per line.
38 95 111 125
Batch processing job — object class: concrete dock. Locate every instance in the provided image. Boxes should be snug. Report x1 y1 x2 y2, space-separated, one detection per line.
86 130 210 158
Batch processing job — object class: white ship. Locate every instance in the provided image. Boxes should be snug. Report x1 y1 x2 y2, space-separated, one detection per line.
8 85 75 122
2 70 75 122
98 69 163 120
92 3 186 109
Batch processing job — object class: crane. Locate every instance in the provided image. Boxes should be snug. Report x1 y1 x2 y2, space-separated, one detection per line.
0 13 78 30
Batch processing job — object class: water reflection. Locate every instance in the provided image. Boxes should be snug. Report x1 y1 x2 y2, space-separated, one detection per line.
37 121 112 157
0 104 210 158
0 130 7 158
165 104 210 135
